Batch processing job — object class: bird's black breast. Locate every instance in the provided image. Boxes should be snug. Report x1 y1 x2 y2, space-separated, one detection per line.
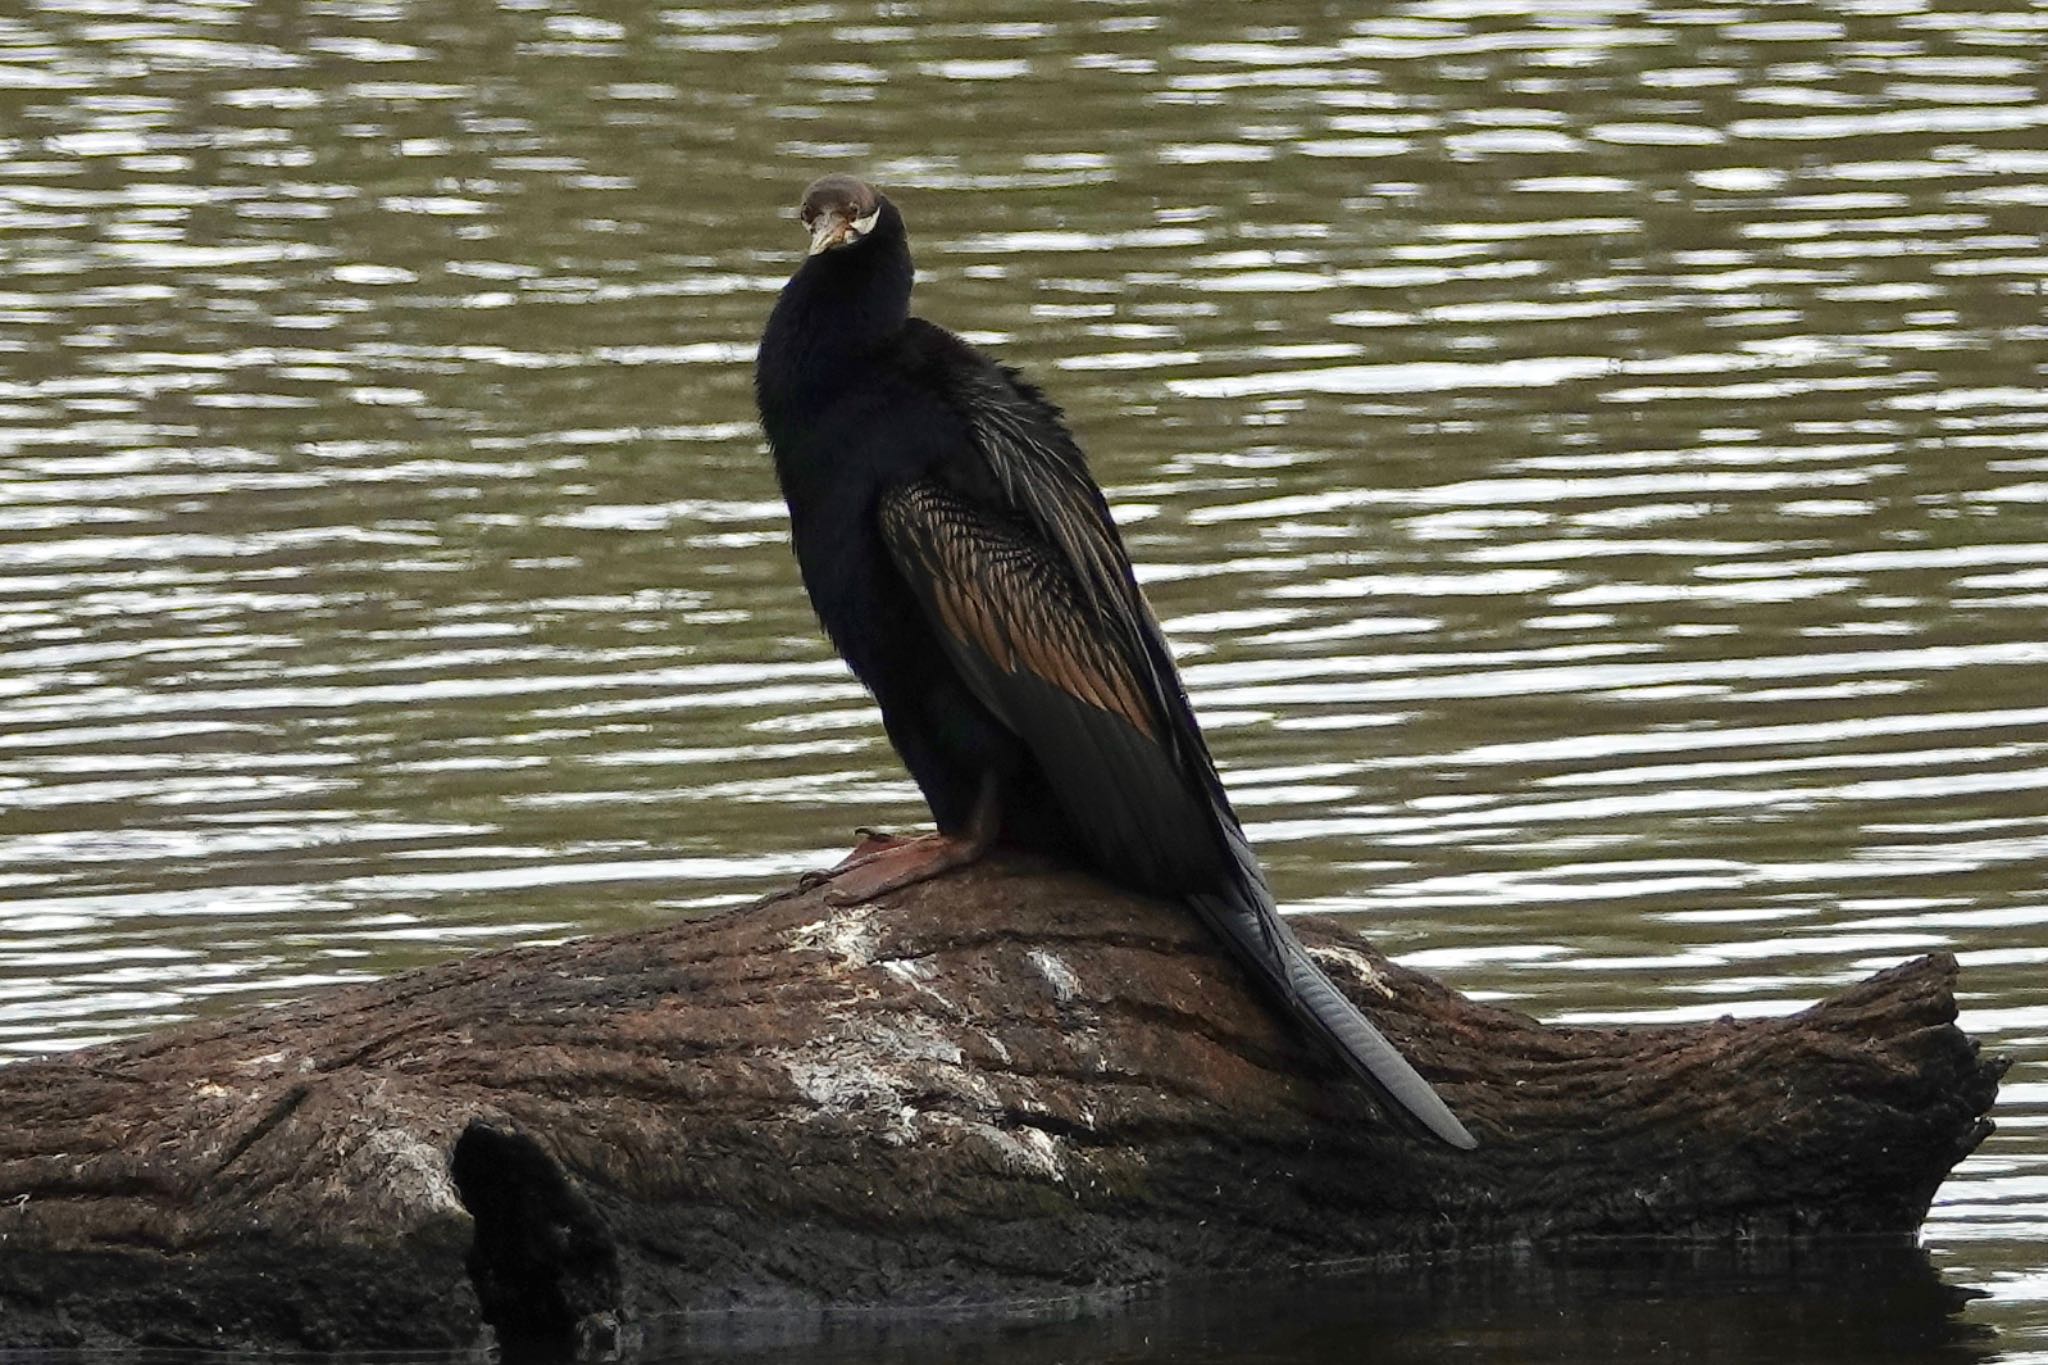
759 335 971 676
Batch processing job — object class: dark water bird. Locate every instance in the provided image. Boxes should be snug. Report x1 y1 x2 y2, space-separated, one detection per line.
754 174 1475 1150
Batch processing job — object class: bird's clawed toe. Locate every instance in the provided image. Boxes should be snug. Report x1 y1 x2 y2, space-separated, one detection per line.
810 830 990 905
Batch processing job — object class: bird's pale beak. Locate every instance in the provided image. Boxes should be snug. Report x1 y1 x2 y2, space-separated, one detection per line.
807 209 851 256
806 206 880 256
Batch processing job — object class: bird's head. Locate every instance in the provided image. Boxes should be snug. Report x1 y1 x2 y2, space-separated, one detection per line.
798 174 885 257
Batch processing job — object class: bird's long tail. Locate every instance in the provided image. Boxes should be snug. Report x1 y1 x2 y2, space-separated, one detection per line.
1185 828 1476 1150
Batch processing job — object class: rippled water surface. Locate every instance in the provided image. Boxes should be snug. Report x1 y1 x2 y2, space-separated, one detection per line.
3 0 2046 1358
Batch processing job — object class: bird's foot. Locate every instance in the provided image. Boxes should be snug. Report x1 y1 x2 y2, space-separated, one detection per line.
820 832 989 906
797 828 917 889
806 782 999 905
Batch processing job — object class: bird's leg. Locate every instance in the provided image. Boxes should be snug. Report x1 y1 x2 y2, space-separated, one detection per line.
818 779 999 906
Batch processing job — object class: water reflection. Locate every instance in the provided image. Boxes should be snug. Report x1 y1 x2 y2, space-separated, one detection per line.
12 1244 1973 1365
640 1242 1991 1365
2 0 2045 1353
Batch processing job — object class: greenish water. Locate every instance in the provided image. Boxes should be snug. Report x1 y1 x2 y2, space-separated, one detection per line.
1 0 2044 1358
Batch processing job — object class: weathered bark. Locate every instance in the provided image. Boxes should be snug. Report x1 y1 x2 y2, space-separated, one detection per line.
0 853 2004 1352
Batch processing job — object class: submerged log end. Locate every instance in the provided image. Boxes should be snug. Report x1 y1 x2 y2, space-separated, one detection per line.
0 853 2005 1351
1375 942 2006 1242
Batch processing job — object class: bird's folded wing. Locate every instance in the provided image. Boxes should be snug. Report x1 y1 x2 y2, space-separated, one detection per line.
878 479 1231 892
880 480 1478 1149
938 359 1135 622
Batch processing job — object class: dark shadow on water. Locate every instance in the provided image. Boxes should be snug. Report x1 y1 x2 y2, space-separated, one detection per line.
0 1241 1997 1365
631 1240 1994 1365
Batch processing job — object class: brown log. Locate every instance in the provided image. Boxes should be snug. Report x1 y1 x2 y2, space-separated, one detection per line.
0 852 2005 1352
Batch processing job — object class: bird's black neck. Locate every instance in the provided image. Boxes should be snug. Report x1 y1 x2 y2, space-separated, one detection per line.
756 201 914 436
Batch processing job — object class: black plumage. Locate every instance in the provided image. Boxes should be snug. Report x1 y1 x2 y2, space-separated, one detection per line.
754 174 1475 1150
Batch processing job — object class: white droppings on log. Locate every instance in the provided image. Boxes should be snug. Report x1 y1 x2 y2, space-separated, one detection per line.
785 1057 902 1127
775 999 1077 1172
863 1013 966 1070
1026 948 1080 1003
979 1123 1065 1180
784 1012 984 1144
788 905 878 968
919 1112 1069 1183
356 1128 467 1217
881 955 956 1012
1305 941 1395 1000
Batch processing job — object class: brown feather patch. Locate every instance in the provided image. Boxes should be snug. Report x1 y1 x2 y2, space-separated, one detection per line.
881 484 1157 740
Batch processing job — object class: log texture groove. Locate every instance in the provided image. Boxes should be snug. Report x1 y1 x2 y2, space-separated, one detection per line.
0 853 2004 1351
